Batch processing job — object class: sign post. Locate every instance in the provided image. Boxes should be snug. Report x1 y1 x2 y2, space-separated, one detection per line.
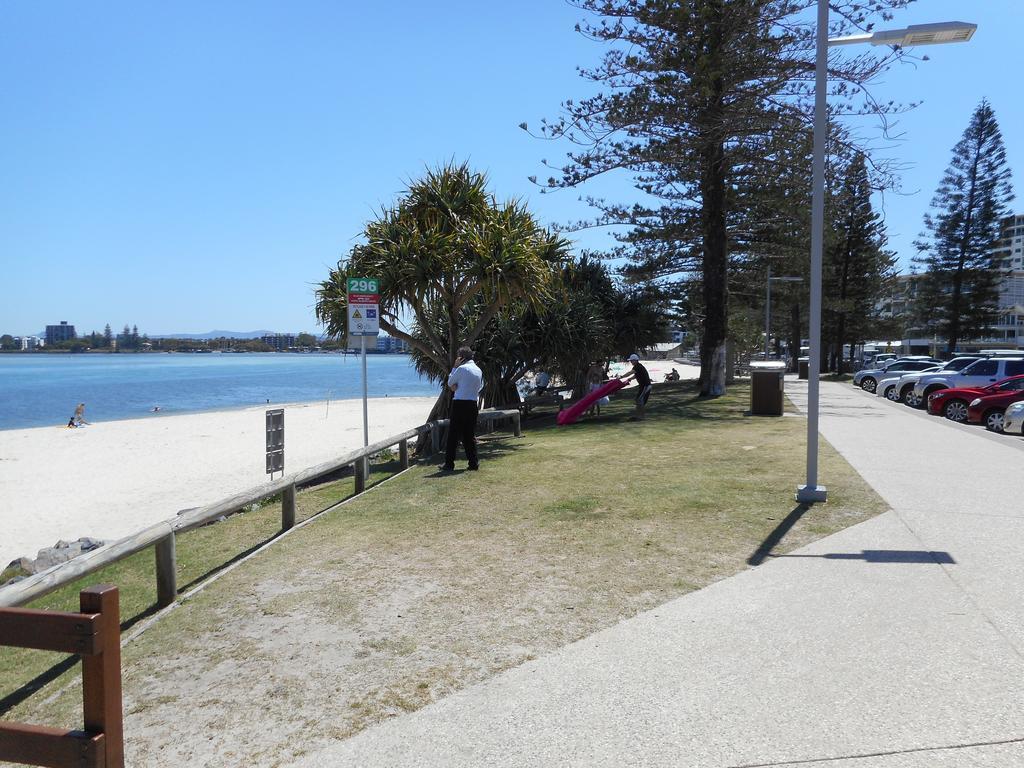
265 408 284 478
347 278 380 480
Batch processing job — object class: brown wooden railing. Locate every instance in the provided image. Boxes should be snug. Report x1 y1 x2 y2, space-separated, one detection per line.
0 410 521 611
0 585 123 768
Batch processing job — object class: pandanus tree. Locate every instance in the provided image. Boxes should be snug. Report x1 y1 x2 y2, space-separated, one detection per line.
315 162 570 429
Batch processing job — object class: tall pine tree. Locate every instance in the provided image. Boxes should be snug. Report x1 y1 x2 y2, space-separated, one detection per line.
913 99 1014 353
532 0 913 395
824 152 896 371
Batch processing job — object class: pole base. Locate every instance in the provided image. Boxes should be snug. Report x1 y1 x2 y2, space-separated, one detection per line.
796 484 828 503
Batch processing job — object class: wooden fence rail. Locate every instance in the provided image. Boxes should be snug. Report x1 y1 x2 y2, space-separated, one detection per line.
0 410 520 611
0 585 123 768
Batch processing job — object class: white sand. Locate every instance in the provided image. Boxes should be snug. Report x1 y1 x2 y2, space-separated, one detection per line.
0 397 437 567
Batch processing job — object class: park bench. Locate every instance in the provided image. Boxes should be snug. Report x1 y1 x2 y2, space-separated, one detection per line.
521 393 565 417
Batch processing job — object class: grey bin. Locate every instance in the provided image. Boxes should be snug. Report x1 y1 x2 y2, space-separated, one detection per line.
749 361 786 416
797 357 810 380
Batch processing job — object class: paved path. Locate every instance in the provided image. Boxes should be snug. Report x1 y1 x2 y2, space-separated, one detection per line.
296 380 1024 767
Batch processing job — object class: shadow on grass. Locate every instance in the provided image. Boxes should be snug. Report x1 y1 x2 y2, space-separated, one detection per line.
421 435 524 478
517 382 747 437
747 504 811 566
0 602 164 716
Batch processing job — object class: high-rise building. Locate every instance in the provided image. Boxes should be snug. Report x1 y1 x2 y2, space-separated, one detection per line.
881 214 1024 353
261 333 295 351
45 321 76 345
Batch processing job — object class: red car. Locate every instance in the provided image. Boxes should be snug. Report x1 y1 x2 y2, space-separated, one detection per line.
967 375 1024 432
927 375 1024 425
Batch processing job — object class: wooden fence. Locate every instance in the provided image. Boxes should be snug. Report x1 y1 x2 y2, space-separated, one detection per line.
0 410 521 611
0 585 123 768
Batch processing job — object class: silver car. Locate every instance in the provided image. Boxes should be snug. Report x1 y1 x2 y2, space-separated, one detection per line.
1003 401 1024 436
853 358 940 394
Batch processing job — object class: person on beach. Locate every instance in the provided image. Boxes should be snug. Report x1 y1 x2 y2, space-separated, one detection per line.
67 403 88 428
619 354 652 421
444 346 484 472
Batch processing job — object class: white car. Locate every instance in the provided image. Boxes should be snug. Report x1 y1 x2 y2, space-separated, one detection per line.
876 367 941 402
1003 401 1024 435
886 357 983 407
914 357 1024 401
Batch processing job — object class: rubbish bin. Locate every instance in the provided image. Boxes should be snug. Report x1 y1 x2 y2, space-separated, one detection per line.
749 361 786 416
798 357 809 380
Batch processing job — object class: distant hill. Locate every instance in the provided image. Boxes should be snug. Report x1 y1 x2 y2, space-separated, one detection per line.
148 330 305 340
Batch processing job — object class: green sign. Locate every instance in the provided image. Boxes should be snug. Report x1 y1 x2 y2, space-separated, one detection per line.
347 277 379 295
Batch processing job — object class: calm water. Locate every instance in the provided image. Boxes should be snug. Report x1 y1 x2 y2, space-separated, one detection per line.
0 353 439 430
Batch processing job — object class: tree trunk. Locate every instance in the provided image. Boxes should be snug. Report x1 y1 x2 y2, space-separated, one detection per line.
414 388 452 455
789 301 801 373
698 138 729 397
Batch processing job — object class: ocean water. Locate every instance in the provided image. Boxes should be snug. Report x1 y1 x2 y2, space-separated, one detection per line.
0 353 439 430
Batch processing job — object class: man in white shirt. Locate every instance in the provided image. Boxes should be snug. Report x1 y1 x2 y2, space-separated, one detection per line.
444 345 484 471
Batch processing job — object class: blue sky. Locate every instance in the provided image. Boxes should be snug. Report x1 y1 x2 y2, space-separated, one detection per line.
1 1 1020 336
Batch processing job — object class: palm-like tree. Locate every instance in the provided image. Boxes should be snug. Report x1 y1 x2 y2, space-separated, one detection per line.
316 162 570 423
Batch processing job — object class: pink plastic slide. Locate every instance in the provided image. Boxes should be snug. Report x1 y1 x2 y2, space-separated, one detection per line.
556 378 627 426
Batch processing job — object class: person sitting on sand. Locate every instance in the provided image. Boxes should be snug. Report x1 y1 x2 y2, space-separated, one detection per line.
67 402 88 428
664 368 680 382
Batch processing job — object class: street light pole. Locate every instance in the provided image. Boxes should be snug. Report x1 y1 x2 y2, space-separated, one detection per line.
795 6 976 505
796 0 829 504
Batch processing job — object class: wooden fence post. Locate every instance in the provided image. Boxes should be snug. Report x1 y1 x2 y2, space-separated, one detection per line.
430 423 439 456
399 440 409 469
513 411 522 438
154 533 177 608
354 458 366 494
282 484 296 530
80 585 124 768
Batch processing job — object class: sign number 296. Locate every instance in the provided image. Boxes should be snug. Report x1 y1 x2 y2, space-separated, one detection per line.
347 278 379 295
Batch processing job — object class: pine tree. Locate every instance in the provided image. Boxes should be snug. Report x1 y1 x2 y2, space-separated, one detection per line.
533 0 914 395
103 324 113 348
913 100 1015 353
824 153 896 371
131 325 140 348
122 324 131 350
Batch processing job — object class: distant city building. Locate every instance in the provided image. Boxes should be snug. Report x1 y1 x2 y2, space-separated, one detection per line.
880 213 1024 353
15 336 43 350
376 335 409 353
261 333 296 351
45 321 76 345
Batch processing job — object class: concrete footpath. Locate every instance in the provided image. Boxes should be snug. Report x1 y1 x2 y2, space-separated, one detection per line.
296 380 1024 767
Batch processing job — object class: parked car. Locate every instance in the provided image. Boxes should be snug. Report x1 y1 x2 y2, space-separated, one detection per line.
875 366 940 401
1002 401 1024 436
890 357 983 407
927 374 1024 423
914 357 1024 403
853 358 941 393
966 375 1024 432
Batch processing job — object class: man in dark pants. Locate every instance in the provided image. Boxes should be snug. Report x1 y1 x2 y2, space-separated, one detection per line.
443 346 484 471
619 353 652 421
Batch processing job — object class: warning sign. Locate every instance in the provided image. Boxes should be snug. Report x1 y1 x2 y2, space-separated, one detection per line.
348 303 379 336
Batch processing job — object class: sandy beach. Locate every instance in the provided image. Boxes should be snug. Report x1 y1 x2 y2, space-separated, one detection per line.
0 396 438 567
1 358 696 568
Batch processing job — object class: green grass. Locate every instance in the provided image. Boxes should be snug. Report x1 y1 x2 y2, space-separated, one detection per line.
2 382 890 764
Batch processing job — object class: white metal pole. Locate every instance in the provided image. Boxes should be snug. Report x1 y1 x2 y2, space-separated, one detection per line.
361 334 368 448
798 0 829 503
765 266 772 360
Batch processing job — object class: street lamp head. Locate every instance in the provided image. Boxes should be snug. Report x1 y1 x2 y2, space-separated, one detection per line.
881 22 976 46
829 21 976 48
